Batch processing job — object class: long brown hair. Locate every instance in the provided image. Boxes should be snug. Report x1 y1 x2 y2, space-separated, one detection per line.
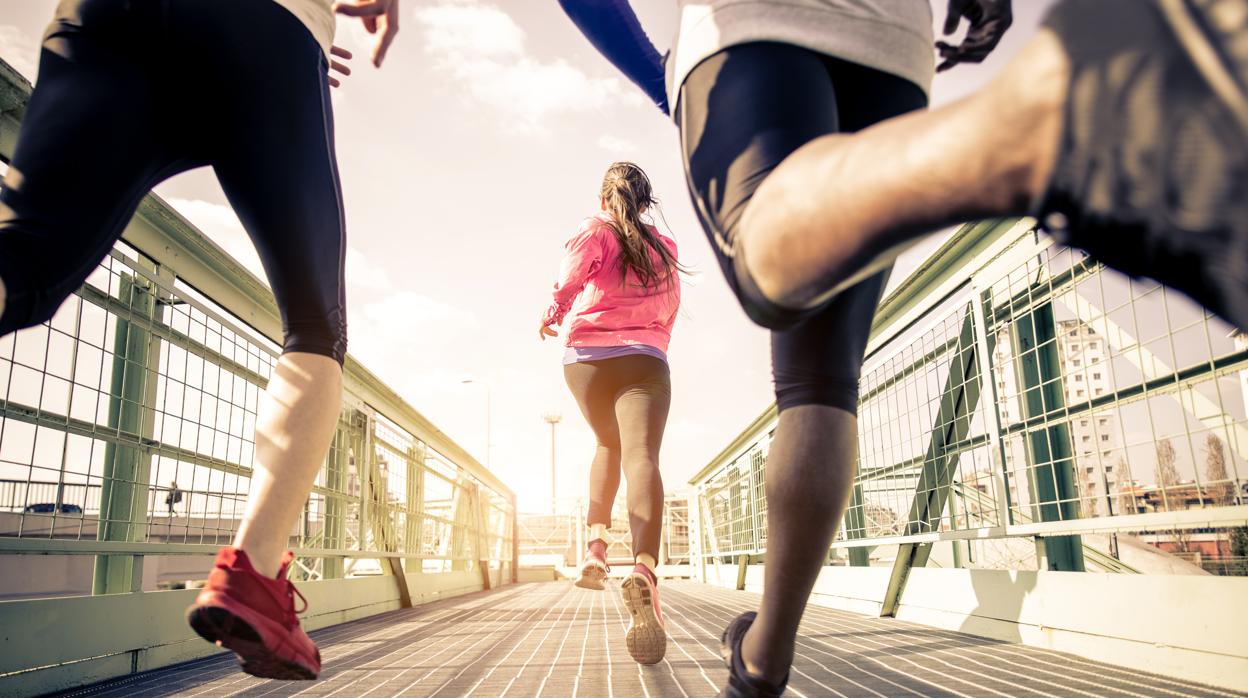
599 162 683 290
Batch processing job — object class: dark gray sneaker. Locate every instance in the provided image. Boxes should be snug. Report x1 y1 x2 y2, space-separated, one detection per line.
718 612 789 698
1038 0 1248 329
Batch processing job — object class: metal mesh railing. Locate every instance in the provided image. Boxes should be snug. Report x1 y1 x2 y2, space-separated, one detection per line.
0 234 515 595
516 494 691 567
690 220 1248 574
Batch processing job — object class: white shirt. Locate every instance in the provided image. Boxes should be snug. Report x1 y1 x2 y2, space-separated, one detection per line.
666 0 935 112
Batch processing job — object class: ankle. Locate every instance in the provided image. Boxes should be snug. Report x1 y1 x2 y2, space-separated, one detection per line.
232 544 281 579
740 620 793 685
635 552 657 571
587 538 607 558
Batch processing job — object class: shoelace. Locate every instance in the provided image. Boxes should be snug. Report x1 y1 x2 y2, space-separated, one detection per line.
586 551 611 572
283 580 309 627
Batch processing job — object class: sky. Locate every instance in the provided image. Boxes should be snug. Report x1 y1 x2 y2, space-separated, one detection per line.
0 0 1062 513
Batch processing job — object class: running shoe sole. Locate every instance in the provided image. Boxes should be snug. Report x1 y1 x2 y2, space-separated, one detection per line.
1158 0 1248 134
187 604 317 680
621 575 666 665
575 560 608 590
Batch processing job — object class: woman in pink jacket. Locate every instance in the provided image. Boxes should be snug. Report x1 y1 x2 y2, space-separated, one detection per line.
539 161 680 666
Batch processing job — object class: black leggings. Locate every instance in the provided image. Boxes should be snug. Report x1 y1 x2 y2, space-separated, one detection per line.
679 43 928 413
0 0 347 363
564 354 670 559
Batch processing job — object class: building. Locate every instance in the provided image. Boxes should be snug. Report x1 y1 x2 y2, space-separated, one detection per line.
1054 320 1122 516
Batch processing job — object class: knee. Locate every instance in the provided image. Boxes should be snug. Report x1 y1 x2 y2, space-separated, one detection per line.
282 310 347 366
596 436 621 454
774 374 860 415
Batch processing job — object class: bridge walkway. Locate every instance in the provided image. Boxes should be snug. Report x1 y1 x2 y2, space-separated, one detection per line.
54 581 1240 698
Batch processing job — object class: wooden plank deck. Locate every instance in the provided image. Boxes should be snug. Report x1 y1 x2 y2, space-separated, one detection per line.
54 581 1242 698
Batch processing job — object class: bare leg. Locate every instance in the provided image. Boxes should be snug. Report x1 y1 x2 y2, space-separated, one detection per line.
739 405 857 682
233 352 343 578
740 31 1069 310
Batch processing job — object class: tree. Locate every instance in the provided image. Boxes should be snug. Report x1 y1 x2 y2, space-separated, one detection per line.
1155 439 1189 552
1204 433 1234 506
1231 526 1248 576
1155 439 1180 490
1076 459 1097 517
1115 457 1136 515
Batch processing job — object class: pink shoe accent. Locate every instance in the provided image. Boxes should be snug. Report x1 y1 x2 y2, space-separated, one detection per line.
186 547 320 680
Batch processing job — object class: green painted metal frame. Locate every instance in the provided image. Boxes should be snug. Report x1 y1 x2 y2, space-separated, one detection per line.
881 306 987 615
687 217 1247 581
1011 301 1085 571
94 270 162 595
0 54 518 692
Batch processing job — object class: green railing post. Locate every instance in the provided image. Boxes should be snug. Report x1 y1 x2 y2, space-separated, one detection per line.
845 484 871 567
94 269 162 595
451 478 473 572
881 308 984 615
322 419 350 580
405 442 425 575
1014 302 1085 571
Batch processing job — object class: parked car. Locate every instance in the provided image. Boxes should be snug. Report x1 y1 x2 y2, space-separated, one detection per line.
22 503 84 514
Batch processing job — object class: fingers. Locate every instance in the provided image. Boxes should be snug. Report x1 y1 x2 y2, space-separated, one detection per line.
330 45 353 60
330 59 351 76
943 0 963 35
372 0 400 67
934 0 1012 72
329 76 341 88
333 0 388 17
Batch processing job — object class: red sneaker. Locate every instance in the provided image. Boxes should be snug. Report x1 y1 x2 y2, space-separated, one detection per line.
621 563 666 664
575 538 610 591
186 547 321 680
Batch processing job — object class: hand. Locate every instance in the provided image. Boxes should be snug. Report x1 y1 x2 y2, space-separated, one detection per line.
328 46 352 88
333 0 400 68
539 325 559 341
935 0 1012 72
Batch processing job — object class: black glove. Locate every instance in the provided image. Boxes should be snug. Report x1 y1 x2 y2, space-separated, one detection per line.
936 0 1013 72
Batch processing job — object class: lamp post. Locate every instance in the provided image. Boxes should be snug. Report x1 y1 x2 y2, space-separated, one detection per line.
461 379 492 468
543 413 561 515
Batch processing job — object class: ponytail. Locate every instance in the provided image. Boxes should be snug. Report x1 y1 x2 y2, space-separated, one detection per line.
599 162 683 290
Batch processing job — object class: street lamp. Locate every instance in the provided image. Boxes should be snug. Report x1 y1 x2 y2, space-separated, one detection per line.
543 413 561 515
461 379 492 468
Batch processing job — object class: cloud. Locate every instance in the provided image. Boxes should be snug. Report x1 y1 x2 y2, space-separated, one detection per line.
413 1 643 127
167 198 267 283
596 135 636 154
346 247 392 291
167 198 393 295
0 25 39 81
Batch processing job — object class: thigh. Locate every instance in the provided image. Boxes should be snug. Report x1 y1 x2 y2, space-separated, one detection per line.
679 44 929 416
0 1 193 331
612 356 671 456
678 42 841 287
565 362 622 449
770 60 929 412
203 0 347 359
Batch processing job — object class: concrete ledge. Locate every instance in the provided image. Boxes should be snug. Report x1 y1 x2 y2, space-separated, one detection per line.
700 564 891 617
895 568 1248 692
518 566 560 583
697 564 1247 691
0 571 507 696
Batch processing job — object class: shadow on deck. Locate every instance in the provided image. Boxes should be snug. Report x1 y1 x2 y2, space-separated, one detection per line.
53 581 1240 697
